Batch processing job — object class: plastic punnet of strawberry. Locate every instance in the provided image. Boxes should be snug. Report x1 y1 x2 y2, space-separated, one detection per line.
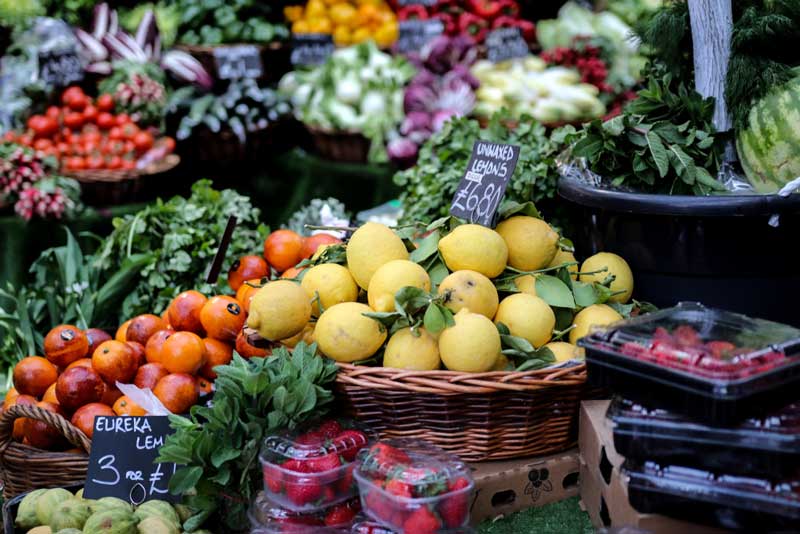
260 419 378 512
350 519 478 533
249 491 362 533
354 439 475 532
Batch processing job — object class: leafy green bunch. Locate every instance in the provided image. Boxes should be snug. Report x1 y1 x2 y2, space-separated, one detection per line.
158 343 338 531
175 0 289 45
393 112 564 225
567 67 727 195
93 179 268 320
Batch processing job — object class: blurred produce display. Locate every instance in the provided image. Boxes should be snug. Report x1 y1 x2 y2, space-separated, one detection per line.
285 0 398 48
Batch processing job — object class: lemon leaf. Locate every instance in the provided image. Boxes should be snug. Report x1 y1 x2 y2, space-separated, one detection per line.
423 303 445 334
535 275 576 309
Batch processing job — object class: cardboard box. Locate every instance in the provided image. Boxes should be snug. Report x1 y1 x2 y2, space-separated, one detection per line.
578 400 728 533
468 449 580 523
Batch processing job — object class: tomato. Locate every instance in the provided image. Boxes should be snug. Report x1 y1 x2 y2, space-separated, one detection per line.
17 134 33 146
27 115 58 138
96 94 114 112
33 138 52 151
45 106 61 120
108 126 123 141
115 113 131 126
67 93 88 111
106 140 125 155
123 140 135 154
157 136 176 153
106 155 122 169
3 131 16 142
97 112 115 130
66 156 86 170
61 86 84 106
56 142 69 155
121 158 136 170
132 131 154 153
82 130 102 144
83 140 99 154
63 112 84 130
83 105 98 123
86 155 105 170
121 123 139 140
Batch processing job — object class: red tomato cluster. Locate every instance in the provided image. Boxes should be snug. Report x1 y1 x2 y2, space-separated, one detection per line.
3 86 175 172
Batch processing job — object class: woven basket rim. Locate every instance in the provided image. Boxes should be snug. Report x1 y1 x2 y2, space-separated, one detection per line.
0 403 92 455
304 124 367 138
63 154 180 184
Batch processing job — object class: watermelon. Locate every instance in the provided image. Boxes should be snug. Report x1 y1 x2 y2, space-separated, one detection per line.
736 74 800 193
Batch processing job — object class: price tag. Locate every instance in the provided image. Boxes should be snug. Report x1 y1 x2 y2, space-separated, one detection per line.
84 416 180 504
213 45 263 80
205 215 237 284
291 34 335 66
38 49 83 88
397 19 444 54
449 141 520 227
486 27 529 63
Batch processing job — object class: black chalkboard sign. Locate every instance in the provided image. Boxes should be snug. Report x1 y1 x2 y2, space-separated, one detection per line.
397 19 444 54
39 49 83 88
450 141 521 227
291 34 335 66
214 45 263 80
84 416 180 504
486 27 530 63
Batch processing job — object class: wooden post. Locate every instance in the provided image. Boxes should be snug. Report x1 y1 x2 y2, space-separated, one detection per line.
688 0 733 133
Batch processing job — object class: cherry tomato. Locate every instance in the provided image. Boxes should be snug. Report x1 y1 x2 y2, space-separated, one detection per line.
121 158 136 170
132 131 154 153
45 106 61 120
123 140 135 154
83 104 98 123
106 155 122 169
115 113 131 126
17 134 33 146
96 94 114 112
106 140 125 155
33 138 52 151
68 93 88 111
97 112 115 130
27 115 59 138
66 156 86 170
56 142 69 155
87 154 104 169
121 123 139 140
61 86 84 106
63 112 84 130
82 130 102 144
157 136 176 153
108 126 123 141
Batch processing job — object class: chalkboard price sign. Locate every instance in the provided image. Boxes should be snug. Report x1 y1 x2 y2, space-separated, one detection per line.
291 34 335 66
214 45 263 80
84 416 179 504
39 49 83 88
449 141 520 227
486 28 529 63
397 19 444 54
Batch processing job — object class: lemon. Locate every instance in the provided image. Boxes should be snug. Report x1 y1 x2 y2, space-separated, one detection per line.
544 341 584 362
312 243 339 261
494 293 555 348
247 280 311 341
514 274 538 296
549 249 579 279
383 327 440 370
301 263 359 316
315 302 387 362
346 222 409 290
438 224 508 278
495 216 559 270
580 252 634 303
437 270 499 319
491 353 511 371
569 304 623 344
368 260 431 312
280 323 315 348
438 309 501 373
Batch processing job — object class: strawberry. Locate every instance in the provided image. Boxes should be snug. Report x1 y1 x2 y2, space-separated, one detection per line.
384 478 412 498
331 429 369 461
338 463 356 493
318 420 342 438
295 430 325 446
403 506 441 534
361 443 410 475
285 480 321 507
307 452 342 473
263 462 284 494
439 477 471 527
673 325 701 347
324 502 358 526
365 490 393 523
706 340 736 359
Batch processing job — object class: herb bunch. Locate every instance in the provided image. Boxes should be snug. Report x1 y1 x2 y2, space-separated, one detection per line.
158 343 338 531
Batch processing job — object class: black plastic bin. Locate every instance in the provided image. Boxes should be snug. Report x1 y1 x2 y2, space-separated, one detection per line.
557 178 800 326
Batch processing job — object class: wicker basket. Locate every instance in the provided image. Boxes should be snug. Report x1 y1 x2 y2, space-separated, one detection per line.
336 363 586 462
64 154 179 206
0 403 91 499
306 125 372 163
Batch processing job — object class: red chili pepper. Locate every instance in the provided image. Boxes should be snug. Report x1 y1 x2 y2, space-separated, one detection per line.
516 19 536 42
496 0 521 18
458 12 489 42
467 0 501 19
435 12 457 35
491 15 519 30
398 5 429 21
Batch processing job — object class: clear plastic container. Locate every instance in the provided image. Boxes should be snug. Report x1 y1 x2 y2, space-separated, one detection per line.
350 520 476 533
354 439 475 533
624 460 800 531
579 302 800 423
608 397 800 478
260 418 377 511
249 491 361 532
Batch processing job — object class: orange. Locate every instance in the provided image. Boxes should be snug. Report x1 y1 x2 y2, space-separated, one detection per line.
166 290 207 334
235 277 268 313
113 395 146 416
134 363 169 390
126 314 167 345
228 255 270 291
92 340 138 384
200 338 233 380
85 328 112 357
25 401 66 449
263 229 304 273
126 341 146 367
100 381 123 407
66 358 93 370
42 383 58 403
153 374 198 414
300 234 341 260
197 377 214 396
3 387 19 408
235 330 270 358
200 296 246 342
10 394 36 441
55 366 105 412
145 329 174 364
115 319 132 342
44 325 89 367
13 356 58 397
161 309 171 328
71 403 115 439
281 267 306 280
160 331 206 374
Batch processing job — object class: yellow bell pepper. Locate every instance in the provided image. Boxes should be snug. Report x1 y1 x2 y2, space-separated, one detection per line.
333 25 352 46
373 21 397 47
284 6 305 23
305 0 327 19
308 17 333 33
329 3 357 27
292 19 311 33
356 4 380 25
351 26 371 44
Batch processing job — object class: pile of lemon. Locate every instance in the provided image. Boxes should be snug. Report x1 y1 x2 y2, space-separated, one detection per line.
247 217 634 373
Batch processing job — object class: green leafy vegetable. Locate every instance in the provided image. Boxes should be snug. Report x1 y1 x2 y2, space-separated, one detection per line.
175 0 289 45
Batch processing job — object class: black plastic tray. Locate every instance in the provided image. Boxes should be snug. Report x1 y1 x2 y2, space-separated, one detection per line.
579 303 800 425
2 485 82 534
608 398 800 478
624 461 800 532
